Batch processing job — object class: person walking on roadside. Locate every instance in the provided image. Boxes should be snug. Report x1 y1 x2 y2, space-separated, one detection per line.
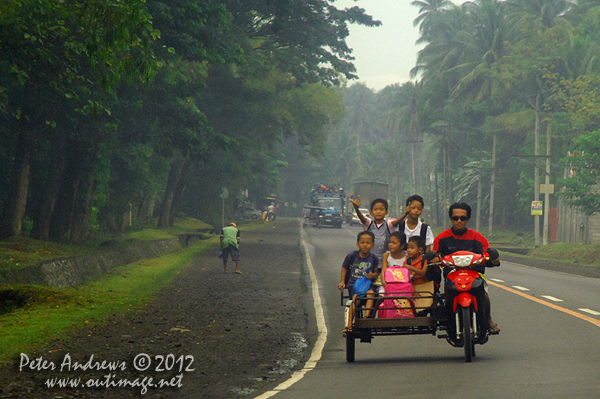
267 203 276 221
220 222 241 274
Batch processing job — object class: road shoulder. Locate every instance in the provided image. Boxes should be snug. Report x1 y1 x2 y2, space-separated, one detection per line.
0 218 310 398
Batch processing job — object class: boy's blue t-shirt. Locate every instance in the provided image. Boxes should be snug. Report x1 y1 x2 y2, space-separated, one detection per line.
342 251 378 288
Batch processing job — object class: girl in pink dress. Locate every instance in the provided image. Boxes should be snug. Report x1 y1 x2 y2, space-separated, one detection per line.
380 232 414 318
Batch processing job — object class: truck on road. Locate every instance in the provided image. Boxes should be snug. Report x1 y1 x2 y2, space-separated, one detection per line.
306 184 346 228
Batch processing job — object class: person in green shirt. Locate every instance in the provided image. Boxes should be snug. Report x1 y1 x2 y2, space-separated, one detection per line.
220 222 241 274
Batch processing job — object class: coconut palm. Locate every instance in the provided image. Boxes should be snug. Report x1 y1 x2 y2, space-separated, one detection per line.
410 3 471 94
412 0 455 32
506 0 573 30
449 0 511 102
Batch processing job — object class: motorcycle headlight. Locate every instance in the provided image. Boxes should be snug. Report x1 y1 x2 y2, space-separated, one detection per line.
451 254 474 267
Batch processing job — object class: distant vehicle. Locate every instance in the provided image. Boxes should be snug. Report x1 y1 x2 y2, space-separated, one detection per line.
353 182 389 210
308 184 345 228
243 207 262 220
345 182 389 224
349 208 370 226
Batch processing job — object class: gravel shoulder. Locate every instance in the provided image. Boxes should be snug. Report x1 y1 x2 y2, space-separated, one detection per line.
0 218 313 398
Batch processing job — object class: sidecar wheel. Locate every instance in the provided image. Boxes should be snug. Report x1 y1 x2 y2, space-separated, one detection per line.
346 332 355 362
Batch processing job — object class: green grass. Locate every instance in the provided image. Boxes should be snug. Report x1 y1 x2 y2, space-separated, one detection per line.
120 218 213 242
527 242 600 266
0 237 95 274
0 218 267 365
0 218 213 274
0 238 217 365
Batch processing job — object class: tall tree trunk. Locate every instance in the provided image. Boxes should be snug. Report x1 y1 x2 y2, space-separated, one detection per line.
475 157 483 232
138 192 156 222
101 210 126 236
158 156 186 228
49 142 85 242
170 168 191 225
69 171 97 242
0 127 32 239
31 139 68 240
487 134 497 237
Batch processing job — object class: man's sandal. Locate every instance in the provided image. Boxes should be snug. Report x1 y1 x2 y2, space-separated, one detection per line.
488 323 500 334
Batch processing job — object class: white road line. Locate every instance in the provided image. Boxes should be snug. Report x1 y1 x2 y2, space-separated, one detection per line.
489 278 504 283
512 286 530 291
254 220 328 398
541 295 563 302
579 308 600 316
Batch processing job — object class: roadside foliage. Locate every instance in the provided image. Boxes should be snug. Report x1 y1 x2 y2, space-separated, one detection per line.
3 0 600 241
305 0 600 228
0 0 378 239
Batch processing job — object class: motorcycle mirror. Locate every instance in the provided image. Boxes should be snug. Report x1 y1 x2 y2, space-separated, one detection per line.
487 247 499 261
424 251 437 261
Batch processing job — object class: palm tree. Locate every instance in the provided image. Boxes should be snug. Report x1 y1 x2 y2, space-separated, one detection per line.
449 0 510 102
411 3 471 94
565 0 600 26
412 0 455 32
506 0 573 30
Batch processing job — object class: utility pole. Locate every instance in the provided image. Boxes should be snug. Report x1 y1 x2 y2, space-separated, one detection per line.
534 94 540 247
442 145 448 217
411 144 416 193
476 157 482 232
435 164 440 227
487 134 497 237
543 124 551 245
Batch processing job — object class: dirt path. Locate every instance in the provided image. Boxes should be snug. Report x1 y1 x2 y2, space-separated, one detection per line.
0 218 312 398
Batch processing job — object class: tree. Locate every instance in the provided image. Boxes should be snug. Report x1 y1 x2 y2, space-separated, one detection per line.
224 0 381 85
0 0 158 239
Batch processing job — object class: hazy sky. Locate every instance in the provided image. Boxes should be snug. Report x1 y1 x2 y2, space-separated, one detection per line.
335 0 422 91
335 0 467 91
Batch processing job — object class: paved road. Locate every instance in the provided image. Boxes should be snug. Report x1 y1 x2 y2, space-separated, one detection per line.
267 223 600 399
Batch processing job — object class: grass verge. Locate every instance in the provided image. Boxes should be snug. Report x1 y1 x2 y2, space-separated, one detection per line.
527 242 600 266
0 218 213 274
0 237 217 366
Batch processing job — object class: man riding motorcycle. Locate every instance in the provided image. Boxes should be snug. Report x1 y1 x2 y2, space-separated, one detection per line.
432 202 501 334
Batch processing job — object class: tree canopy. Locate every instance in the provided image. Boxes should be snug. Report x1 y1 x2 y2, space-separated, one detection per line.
0 0 378 240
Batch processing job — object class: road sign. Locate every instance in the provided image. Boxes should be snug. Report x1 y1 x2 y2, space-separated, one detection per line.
531 201 543 215
219 187 229 199
540 184 554 194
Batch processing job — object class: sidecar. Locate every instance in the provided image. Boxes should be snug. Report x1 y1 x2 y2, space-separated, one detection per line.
341 286 445 363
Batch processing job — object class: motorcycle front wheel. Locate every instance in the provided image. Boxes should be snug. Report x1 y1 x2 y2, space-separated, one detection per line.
461 306 473 362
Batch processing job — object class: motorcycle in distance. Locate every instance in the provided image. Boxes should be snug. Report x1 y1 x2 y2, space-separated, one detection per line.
425 248 500 362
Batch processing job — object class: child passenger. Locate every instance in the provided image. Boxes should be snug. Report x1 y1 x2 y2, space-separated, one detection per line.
381 231 407 288
380 232 413 318
403 236 434 310
351 196 405 293
397 195 434 252
338 231 379 332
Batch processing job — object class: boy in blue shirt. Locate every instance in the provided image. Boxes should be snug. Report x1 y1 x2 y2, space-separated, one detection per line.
338 231 378 332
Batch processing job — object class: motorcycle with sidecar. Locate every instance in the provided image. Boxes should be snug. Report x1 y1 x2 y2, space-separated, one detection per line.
342 249 499 363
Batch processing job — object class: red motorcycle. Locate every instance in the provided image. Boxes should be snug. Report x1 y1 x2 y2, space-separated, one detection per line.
433 250 496 362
